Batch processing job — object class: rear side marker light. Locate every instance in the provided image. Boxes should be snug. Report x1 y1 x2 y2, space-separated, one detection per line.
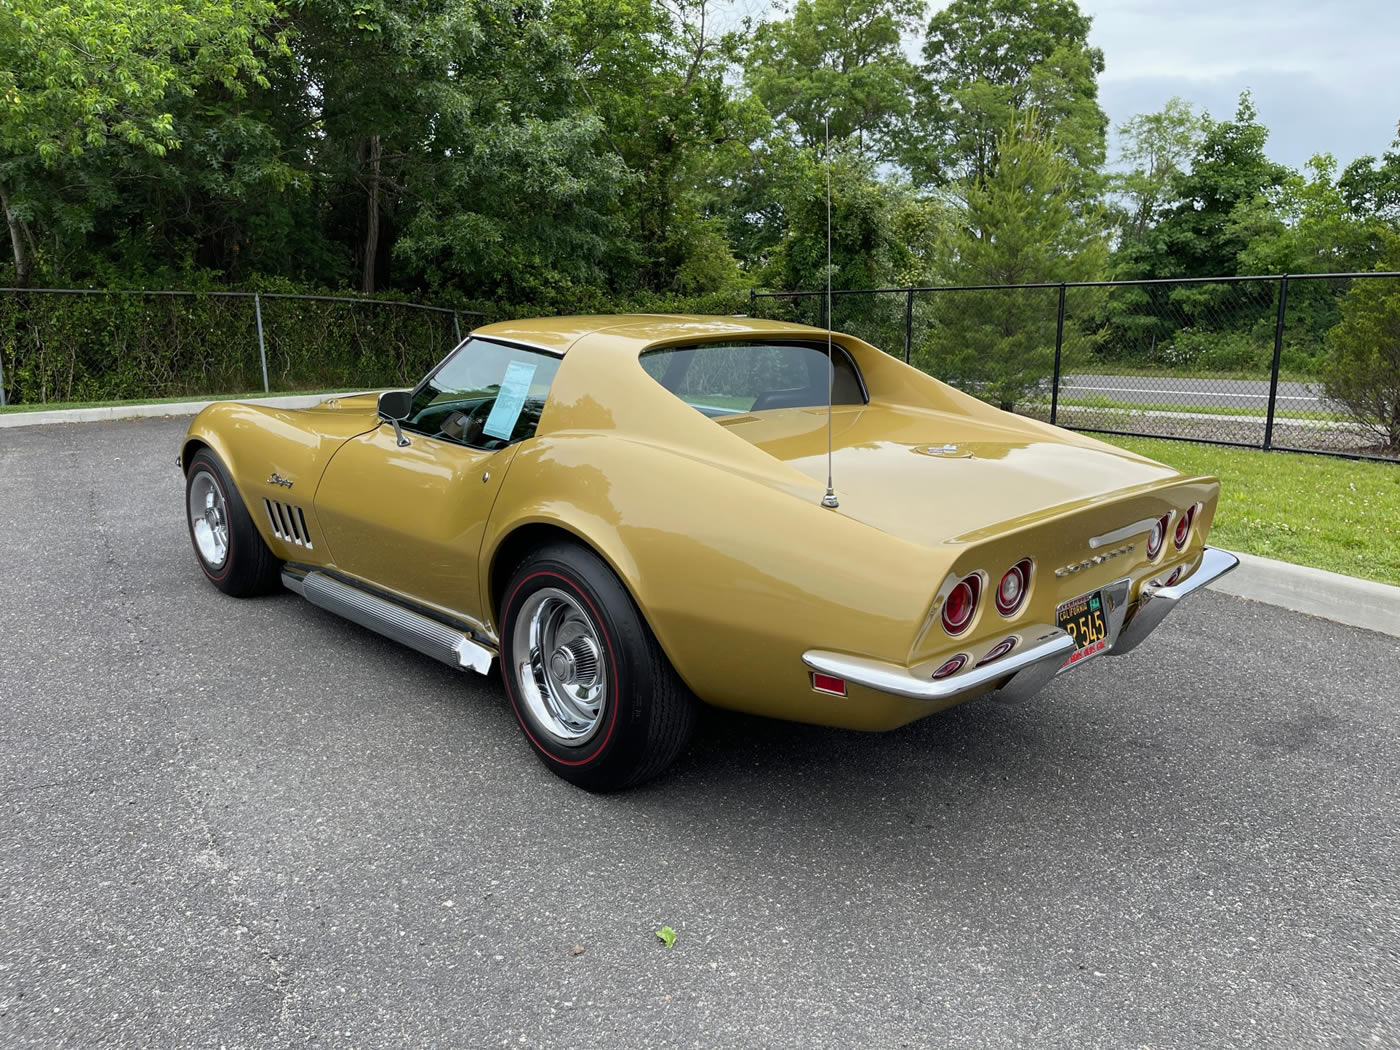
1147 514 1170 560
932 655 968 680
812 672 847 696
942 574 981 635
996 559 1033 617
1174 505 1197 550
975 637 1018 667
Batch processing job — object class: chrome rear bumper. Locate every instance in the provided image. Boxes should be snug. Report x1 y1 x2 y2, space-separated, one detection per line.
802 546 1239 706
1108 546 1239 656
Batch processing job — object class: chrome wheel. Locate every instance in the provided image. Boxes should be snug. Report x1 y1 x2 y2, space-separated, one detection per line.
511 587 608 745
188 470 230 569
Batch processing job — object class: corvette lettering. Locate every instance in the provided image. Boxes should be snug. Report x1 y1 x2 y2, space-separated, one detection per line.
1054 543 1135 577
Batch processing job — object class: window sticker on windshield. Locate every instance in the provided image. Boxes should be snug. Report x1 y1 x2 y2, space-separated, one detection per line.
482 360 538 440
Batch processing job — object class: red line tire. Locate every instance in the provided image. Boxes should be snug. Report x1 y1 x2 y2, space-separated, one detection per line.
500 541 696 791
184 448 282 598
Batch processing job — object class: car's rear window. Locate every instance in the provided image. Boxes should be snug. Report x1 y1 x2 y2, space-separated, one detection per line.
639 341 866 417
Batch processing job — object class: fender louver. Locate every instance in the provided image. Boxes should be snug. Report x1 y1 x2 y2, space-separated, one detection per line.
264 499 313 549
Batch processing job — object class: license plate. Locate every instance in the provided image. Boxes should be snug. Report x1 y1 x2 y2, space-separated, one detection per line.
1057 589 1110 669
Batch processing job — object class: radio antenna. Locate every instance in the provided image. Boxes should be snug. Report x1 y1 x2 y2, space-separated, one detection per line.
821 114 839 510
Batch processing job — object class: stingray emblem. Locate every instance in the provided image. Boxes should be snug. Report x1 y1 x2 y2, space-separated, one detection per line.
268 473 294 489
1054 543 1135 577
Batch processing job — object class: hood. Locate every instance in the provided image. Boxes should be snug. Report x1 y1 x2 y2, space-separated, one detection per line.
716 402 1183 546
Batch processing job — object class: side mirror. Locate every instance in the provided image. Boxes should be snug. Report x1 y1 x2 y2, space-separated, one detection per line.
378 389 413 447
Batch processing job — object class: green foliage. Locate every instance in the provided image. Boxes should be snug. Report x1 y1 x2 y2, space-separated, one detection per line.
655 926 677 949
1111 98 1208 249
919 115 1106 410
745 0 925 160
1323 243 1400 451
907 0 1106 194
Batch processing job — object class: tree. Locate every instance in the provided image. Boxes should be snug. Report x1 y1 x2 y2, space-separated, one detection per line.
1323 238 1400 452
0 0 283 284
924 113 1107 409
905 0 1107 193
744 0 925 161
1119 92 1289 281
1339 126 1400 228
1111 97 1207 248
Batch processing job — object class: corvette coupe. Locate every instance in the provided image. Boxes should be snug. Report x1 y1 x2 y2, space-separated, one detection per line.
181 314 1237 789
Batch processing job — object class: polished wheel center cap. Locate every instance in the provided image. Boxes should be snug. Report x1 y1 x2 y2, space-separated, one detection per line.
549 647 577 683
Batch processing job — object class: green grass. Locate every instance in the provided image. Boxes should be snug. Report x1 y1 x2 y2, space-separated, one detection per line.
1100 436 1400 586
0 388 359 413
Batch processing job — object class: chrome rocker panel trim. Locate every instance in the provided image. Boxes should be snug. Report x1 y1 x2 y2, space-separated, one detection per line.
1109 545 1239 656
804 626 1076 703
282 568 496 675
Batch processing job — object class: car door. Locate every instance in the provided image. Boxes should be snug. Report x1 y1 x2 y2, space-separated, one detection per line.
312 337 562 625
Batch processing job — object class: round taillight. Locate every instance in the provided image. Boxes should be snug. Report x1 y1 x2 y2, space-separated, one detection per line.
975 637 1018 667
1174 505 1196 550
941 574 980 635
932 654 967 680
1147 514 1169 560
996 559 1032 616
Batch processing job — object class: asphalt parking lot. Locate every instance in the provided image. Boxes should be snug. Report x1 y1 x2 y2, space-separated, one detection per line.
2 417 1398 1049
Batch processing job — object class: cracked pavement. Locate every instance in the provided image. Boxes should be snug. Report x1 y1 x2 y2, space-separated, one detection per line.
2 416 1398 1048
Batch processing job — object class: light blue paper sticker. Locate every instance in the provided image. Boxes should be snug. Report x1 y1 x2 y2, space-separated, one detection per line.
482 360 538 440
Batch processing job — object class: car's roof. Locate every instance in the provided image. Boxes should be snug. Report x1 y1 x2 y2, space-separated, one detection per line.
469 314 829 355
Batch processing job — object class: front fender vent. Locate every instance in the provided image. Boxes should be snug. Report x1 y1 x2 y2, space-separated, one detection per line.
264 499 313 549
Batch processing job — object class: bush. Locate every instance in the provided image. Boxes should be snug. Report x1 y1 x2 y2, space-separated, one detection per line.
0 280 753 406
1322 269 1400 452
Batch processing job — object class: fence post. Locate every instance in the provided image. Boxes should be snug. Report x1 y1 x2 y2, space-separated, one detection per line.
453 311 462 343
903 289 914 364
1263 274 1289 451
0 343 6 407
254 292 269 393
749 288 756 317
1050 283 1067 426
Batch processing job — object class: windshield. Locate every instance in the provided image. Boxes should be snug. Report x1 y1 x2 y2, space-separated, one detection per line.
640 340 866 417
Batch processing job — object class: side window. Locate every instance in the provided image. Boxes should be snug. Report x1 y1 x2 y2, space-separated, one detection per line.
640 341 866 415
406 339 561 449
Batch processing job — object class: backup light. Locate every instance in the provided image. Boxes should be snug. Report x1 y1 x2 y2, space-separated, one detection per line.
996 559 1033 617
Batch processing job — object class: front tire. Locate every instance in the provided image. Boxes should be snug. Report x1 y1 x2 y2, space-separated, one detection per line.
185 448 281 597
500 542 696 791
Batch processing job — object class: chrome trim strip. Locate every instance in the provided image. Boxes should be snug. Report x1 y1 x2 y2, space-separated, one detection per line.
1110 546 1240 656
283 569 495 675
1089 517 1158 549
803 626 1075 702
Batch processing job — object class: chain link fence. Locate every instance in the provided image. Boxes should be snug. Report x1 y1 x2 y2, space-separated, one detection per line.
752 273 1400 462
0 288 483 408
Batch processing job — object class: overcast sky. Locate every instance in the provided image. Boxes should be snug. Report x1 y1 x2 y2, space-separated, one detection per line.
717 0 1400 172
1089 0 1400 170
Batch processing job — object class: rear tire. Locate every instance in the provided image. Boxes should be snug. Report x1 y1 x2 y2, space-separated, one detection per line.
499 541 696 791
185 448 282 597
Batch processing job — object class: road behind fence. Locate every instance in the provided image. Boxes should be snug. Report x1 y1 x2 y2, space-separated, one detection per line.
752 272 1400 462
0 289 483 408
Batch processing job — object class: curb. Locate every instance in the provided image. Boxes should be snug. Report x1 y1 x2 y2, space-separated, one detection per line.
1208 551 1400 639
0 393 355 429
3 400 1396 639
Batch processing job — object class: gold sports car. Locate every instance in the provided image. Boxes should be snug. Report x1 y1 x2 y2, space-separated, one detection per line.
181 315 1238 790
